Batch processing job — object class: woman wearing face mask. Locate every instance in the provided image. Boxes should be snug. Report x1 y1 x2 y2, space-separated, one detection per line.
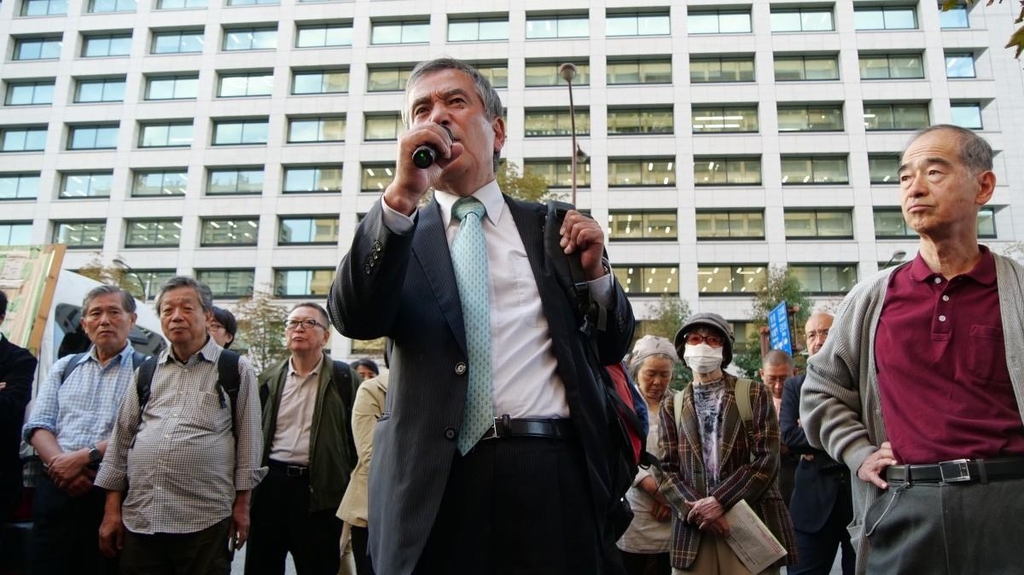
657 313 797 575
617 335 679 575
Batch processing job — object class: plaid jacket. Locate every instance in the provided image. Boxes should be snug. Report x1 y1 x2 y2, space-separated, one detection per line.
657 373 797 569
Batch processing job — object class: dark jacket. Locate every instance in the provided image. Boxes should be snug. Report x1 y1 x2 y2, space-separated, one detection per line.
1 335 36 475
257 352 357 513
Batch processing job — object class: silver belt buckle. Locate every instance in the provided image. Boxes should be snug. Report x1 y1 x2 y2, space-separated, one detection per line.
939 459 972 483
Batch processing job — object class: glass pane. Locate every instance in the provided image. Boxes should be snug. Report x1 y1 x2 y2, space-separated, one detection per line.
251 30 277 50
640 61 672 83
940 7 969 28
894 105 929 129
609 162 642 186
774 58 804 81
869 156 899 183
448 21 477 42
215 123 242 144
645 212 676 239
608 62 640 84
719 13 751 33
805 57 839 80
688 14 719 34
945 55 976 78
784 212 815 237
977 208 995 237
950 104 982 129
874 210 909 237
777 107 808 131
890 55 923 78
803 11 833 31
771 13 802 32
863 105 893 130
855 10 885 30
816 211 853 237
638 15 669 35
478 20 508 40
606 16 638 37
558 17 589 38
883 9 917 30
289 120 318 142
813 158 848 183
860 57 891 79
781 158 812 184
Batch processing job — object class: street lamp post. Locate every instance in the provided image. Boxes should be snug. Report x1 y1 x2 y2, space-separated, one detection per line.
113 257 149 302
558 63 579 206
882 249 908 269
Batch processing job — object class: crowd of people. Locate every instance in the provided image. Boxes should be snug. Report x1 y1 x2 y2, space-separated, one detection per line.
1 57 1021 575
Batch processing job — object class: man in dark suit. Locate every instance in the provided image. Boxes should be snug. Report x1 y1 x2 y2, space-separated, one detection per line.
328 57 635 575
0 290 38 527
780 312 854 575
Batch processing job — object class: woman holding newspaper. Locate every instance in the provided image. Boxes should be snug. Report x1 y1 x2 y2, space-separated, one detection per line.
657 313 797 574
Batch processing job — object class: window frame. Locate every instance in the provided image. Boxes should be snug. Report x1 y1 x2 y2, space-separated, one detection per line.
53 220 106 248
770 7 835 32
151 29 204 54
606 59 672 85
292 68 349 95
696 264 767 295
694 210 765 240
774 54 840 81
21 0 68 16
222 27 278 51
854 6 918 31
13 36 63 60
605 11 670 37
780 156 850 185
207 167 264 196
67 124 119 150
608 159 676 187
138 121 193 148
0 221 33 246
607 210 678 241
613 265 680 295
88 0 136 13
273 268 335 298
81 34 133 58
287 116 346 143
863 103 931 131
278 215 340 245
211 119 270 146
199 217 259 247
59 171 114 198
776 104 844 132
370 20 430 45
145 74 199 100
1 126 48 152
859 53 925 80
690 56 756 83
447 17 510 42
687 9 752 34
195 269 255 298
693 157 763 186
0 173 41 200
525 61 590 87
5 81 55 106
217 71 274 98
124 218 182 248
132 169 188 197
282 166 343 194
524 108 591 137
295 23 354 48
944 52 977 78
790 264 859 294
691 105 759 133
74 77 127 103
523 160 591 189
525 14 589 39
784 209 854 239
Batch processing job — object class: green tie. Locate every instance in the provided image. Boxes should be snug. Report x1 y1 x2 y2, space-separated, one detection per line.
451 197 493 454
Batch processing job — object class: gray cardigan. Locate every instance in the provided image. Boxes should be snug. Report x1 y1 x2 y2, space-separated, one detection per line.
799 251 1024 575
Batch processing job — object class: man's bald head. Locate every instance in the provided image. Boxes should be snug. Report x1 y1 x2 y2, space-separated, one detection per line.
805 312 834 357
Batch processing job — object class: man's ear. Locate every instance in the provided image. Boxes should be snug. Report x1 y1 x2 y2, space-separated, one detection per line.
975 170 996 206
491 116 506 154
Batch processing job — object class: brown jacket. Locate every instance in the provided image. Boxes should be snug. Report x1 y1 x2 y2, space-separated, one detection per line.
658 372 797 569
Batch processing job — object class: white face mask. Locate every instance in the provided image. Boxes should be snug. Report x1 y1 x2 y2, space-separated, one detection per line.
683 343 724 374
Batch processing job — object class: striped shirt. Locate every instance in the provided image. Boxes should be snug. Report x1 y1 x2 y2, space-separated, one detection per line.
23 343 136 451
95 337 267 534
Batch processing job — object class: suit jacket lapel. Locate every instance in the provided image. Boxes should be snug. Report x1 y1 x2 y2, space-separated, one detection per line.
411 199 467 354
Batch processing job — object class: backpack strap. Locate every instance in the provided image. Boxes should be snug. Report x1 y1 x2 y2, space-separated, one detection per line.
130 350 147 369
60 352 89 384
674 387 684 431
216 350 242 435
331 360 356 408
735 378 754 429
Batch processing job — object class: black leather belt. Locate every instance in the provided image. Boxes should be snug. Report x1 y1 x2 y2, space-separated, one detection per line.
886 457 1024 484
480 416 574 441
268 459 309 478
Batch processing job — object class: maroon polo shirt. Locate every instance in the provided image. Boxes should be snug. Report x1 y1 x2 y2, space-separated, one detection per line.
875 246 1024 464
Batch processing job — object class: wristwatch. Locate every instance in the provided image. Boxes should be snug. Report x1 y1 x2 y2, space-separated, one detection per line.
87 445 102 464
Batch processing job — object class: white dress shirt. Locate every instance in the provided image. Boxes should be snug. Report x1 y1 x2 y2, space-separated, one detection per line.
380 181 613 419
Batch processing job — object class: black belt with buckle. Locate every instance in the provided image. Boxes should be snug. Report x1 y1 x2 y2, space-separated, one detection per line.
480 416 574 441
886 457 1024 484
268 459 309 478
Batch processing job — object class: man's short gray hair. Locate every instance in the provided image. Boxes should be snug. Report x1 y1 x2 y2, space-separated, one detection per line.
83 285 136 315
906 124 993 174
289 302 330 327
762 349 795 370
154 276 214 314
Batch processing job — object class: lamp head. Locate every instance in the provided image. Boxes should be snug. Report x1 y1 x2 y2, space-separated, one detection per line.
558 63 578 83
892 250 907 261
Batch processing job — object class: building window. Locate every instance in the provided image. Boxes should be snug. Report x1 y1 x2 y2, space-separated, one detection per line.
0 222 32 245
145 75 199 100
696 265 766 294
364 114 403 141
367 67 414 92
370 20 430 45
1 127 47 152
854 6 917 30
132 169 187 197
139 122 193 148
274 269 333 297
125 219 181 247
152 30 203 54
82 34 132 57
860 53 924 79
691 106 758 133
945 53 977 78
227 0 277 5
14 37 63 60
68 124 118 150
292 69 348 94
784 210 853 239
123 269 175 300
218 72 273 97
60 172 113 198
212 119 269 145
21 0 67 15
777 104 843 132
525 14 588 39
608 211 677 241
74 78 126 103
0 173 40 199
223 28 277 51
524 160 590 188
695 211 765 240
196 269 254 298
874 209 912 238
614 266 679 295
5 81 55 106
88 0 136 12
607 59 672 85
54 221 105 248
157 0 206 7
524 108 591 137
473 63 508 88
977 207 996 237
791 264 858 294
448 17 509 42
608 159 675 187
606 12 670 36
690 57 755 83
869 155 900 184
607 108 672 135
771 8 834 32
863 103 930 131
208 168 263 195
296 23 353 48
781 157 849 185
526 61 589 87
694 157 762 185
283 166 342 193
361 164 395 192
774 55 839 81
940 5 970 28
688 9 752 34
288 117 345 143
279 216 339 245
200 217 258 246
951 103 983 129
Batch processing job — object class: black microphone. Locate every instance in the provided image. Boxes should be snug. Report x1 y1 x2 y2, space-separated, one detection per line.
411 125 453 169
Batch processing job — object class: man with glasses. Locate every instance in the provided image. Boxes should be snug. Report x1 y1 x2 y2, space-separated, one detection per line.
801 125 1024 574
245 302 359 575
780 312 854 575
760 350 796 505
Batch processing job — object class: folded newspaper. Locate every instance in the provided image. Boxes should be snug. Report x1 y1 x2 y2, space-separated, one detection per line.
724 500 787 573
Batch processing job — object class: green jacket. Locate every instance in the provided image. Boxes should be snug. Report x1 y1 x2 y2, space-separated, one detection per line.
257 352 358 513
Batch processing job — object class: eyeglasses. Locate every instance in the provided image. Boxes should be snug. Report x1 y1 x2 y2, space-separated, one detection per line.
762 375 789 384
208 322 224 331
682 332 725 348
284 319 326 331
806 329 830 339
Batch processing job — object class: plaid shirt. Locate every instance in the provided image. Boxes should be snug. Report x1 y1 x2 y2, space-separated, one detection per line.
23 343 136 450
95 337 267 534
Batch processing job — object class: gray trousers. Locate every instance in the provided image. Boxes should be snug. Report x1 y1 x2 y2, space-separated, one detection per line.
863 477 1024 575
